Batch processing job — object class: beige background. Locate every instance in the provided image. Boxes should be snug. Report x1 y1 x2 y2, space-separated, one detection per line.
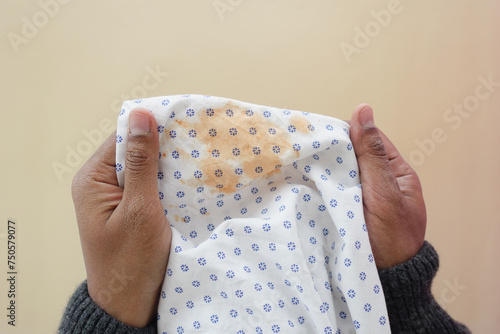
1 0 499 332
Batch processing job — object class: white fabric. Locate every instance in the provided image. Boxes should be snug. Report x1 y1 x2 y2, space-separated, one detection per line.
116 95 390 334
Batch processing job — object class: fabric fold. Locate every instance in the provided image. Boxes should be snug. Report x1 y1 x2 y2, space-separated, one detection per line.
116 94 390 333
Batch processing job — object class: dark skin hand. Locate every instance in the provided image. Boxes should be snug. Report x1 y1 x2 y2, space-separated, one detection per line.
70 104 426 327
349 104 426 269
71 109 171 327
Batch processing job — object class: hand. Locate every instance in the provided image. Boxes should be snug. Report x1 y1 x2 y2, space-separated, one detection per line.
349 104 426 269
71 109 172 327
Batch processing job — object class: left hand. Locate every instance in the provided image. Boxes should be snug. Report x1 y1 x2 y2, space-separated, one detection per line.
349 104 427 269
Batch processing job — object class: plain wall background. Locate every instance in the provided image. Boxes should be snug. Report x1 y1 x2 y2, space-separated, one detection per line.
1 0 499 332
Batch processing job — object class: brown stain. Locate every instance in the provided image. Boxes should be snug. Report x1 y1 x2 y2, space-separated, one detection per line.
264 167 282 179
290 115 312 133
175 147 189 160
173 213 189 223
170 102 310 194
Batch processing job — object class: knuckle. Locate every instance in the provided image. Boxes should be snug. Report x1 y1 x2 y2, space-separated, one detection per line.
359 127 387 157
125 146 153 172
71 167 90 201
366 137 387 158
401 161 417 177
71 171 82 196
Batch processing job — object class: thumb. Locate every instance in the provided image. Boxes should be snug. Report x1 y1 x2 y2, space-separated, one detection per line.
122 108 160 202
350 104 399 191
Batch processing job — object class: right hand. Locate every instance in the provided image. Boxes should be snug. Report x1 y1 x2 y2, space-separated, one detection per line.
71 109 172 327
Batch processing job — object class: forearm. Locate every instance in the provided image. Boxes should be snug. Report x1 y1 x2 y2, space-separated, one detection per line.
379 241 470 334
58 281 157 334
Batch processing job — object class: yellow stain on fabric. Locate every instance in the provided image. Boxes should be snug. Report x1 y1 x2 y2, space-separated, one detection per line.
165 103 311 194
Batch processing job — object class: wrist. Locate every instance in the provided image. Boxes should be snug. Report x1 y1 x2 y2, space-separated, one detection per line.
59 281 157 334
378 241 439 322
376 238 425 269
88 280 159 328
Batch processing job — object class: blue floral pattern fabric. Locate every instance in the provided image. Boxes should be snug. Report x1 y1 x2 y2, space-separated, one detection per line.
116 95 390 334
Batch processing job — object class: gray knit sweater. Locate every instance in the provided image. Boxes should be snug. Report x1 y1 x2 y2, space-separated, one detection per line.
58 242 470 333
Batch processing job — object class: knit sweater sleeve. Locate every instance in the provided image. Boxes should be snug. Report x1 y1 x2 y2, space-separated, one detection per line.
58 281 156 334
378 241 471 334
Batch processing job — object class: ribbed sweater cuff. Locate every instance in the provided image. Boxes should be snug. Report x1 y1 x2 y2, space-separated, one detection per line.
58 281 156 334
379 241 470 334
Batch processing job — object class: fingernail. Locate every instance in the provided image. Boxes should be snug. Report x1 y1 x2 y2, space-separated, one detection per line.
129 111 151 136
360 106 375 128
